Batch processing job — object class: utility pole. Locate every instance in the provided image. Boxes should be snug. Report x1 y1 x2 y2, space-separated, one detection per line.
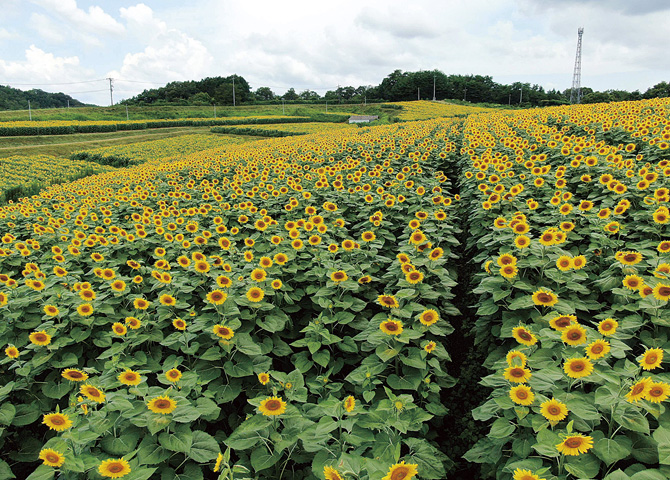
508 93 511 105
570 27 584 104
107 77 114 106
282 99 285 115
520 86 523 104
125 105 129 121
432 74 436 101
214 105 216 118
67 99 69 109
232 75 236 107
325 100 328 113
463 86 467 102
417 87 420 101
28 101 32 121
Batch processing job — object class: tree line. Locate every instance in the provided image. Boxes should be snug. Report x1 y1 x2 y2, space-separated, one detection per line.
120 71 670 108
0 85 87 110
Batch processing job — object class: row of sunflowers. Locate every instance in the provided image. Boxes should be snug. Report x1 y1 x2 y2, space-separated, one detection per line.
463 97 670 480
0 117 465 480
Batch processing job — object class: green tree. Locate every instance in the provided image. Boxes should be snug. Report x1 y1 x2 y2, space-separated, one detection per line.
254 87 276 101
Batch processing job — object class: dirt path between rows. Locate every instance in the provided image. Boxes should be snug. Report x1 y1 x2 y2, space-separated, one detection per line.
0 131 191 151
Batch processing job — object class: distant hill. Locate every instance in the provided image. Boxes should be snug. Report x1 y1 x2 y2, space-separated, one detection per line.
0 85 88 110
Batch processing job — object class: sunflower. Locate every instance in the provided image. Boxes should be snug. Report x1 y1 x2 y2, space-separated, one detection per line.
259 396 287 416
653 283 670 301
246 287 265 303
133 298 150 310
561 325 587 346
80 384 105 403
172 318 187 330
512 326 537 346
42 412 72 431
206 290 228 305
217 275 233 288
112 323 127 336
118 370 142 386
62 369 89 382
626 377 652 402
4 345 19 359
274 253 288 265
556 434 594 456
43 305 59 317
110 280 126 292
513 468 545 480
571 255 586 270
429 247 444 260
344 395 356 412
514 235 531 249
646 381 670 403
563 357 594 379
330 271 348 283
657 241 670 253
324 465 344 480
98 458 131 478
39 448 65 468
617 251 643 266
77 303 94 317
639 348 663 370
503 366 531 383
556 256 573 271
380 319 403 336
538 231 555 246
405 270 424 284
585 339 610 360
165 368 182 383
377 294 399 309
251 268 268 282
548 314 576 331
419 309 439 326
29 331 51 346
213 325 234 340
497 253 517 267
381 461 418 480
532 288 558 307
622 275 643 291
509 385 535 405
147 395 177 414
125 317 141 329
258 372 270 385
540 398 568 423
598 318 618 336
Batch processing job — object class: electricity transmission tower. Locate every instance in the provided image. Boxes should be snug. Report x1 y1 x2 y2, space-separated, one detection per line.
569 27 584 104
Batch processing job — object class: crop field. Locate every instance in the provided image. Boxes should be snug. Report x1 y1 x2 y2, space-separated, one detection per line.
0 98 669 480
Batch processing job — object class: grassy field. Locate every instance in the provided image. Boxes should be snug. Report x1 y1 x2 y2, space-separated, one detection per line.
0 127 258 158
0 103 393 123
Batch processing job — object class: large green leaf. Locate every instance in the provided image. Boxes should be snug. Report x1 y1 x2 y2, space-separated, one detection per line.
189 431 219 462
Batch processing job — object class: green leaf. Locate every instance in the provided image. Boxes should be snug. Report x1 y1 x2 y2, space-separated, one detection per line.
137 437 170 465
507 295 535 310
532 428 561 458
0 403 16 426
225 415 269 450
41 382 71 400
0 460 15 480
566 398 601 421
489 418 515 439
404 437 452 479
235 333 263 356
250 448 282 472
100 432 140 456
613 407 650 434
653 425 670 465
593 436 632 466
160 429 192 454
189 430 220 462
257 312 287 332
25 466 54 480
11 403 40 426
122 467 158 480
604 470 630 480
564 453 600 479
630 470 667 480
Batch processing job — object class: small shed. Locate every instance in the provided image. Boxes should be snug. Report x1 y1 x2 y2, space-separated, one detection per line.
348 115 379 124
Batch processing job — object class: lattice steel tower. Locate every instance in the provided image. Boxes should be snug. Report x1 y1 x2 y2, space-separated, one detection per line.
570 27 584 104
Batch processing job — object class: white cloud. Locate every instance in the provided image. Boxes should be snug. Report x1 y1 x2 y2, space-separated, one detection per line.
0 45 94 84
30 0 124 35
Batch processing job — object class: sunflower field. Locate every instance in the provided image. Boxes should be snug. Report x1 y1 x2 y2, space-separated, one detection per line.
1 98 670 480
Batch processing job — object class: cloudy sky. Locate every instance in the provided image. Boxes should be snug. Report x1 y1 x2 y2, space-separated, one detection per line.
1 0 668 105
